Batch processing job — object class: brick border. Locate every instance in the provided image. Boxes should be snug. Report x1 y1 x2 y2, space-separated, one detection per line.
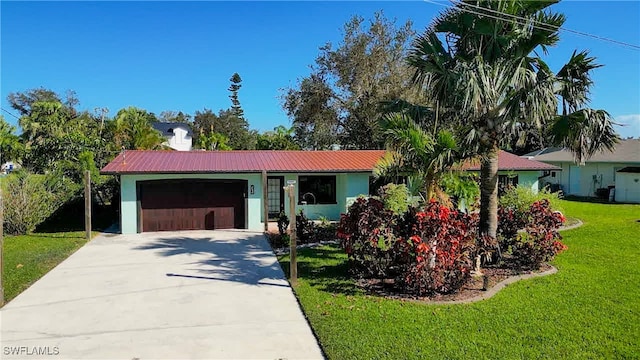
558 218 584 231
408 265 558 305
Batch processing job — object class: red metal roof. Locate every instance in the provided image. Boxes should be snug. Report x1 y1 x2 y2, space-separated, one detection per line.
101 149 560 174
459 150 561 171
101 150 387 174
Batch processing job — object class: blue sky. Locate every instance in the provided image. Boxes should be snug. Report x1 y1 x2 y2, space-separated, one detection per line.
1 1 639 138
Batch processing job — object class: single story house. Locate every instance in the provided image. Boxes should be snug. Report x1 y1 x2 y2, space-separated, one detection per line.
151 122 193 151
524 139 640 202
101 149 560 234
458 150 560 193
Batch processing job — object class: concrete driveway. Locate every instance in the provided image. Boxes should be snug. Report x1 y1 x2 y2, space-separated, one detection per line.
1 231 324 359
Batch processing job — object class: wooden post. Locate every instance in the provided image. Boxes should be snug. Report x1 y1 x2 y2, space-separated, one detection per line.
287 185 297 286
84 170 92 240
0 183 4 306
262 170 268 232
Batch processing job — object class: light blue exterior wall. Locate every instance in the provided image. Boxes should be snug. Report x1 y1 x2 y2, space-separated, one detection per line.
119 172 372 234
470 171 541 193
262 172 370 221
514 171 540 193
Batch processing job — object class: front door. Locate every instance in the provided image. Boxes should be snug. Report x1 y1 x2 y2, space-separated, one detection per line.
267 176 285 220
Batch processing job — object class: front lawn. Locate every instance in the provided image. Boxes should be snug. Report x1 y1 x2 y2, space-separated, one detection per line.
2 232 88 303
280 200 640 359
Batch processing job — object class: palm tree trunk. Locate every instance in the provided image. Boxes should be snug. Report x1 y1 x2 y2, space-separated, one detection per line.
479 143 499 238
426 181 436 201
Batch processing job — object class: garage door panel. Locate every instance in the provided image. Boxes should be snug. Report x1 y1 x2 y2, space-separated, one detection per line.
138 180 246 232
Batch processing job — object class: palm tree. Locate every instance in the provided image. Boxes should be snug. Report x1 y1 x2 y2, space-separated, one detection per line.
0 115 23 165
111 107 165 150
550 51 618 165
408 0 617 239
375 113 459 201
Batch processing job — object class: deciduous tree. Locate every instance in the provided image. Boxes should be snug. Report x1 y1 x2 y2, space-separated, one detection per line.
283 11 424 149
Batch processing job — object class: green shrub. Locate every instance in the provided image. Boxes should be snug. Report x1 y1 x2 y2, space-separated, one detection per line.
266 232 290 248
277 211 289 235
296 209 315 244
1 170 71 235
500 186 562 214
379 183 411 214
440 173 479 210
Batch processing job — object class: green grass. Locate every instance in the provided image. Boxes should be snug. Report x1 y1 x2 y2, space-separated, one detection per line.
2 232 89 303
280 200 640 359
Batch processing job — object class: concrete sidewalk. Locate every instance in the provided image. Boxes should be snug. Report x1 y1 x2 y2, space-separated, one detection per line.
1 231 324 359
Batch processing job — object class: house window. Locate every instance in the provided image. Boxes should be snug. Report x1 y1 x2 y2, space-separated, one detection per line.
498 175 518 189
298 176 336 204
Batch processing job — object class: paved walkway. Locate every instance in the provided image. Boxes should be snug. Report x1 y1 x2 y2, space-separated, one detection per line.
1 231 324 359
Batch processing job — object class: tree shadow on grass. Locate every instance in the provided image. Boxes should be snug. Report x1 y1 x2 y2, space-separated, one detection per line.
280 246 362 296
133 233 287 287
562 195 633 205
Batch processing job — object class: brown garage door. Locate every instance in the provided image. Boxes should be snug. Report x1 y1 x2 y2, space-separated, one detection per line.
138 179 246 232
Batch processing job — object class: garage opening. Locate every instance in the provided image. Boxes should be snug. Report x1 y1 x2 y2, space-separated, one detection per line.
137 179 247 232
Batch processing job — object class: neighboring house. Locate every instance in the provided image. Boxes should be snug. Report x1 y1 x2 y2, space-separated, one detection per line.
101 149 559 234
459 150 561 194
615 167 640 203
524 139 640 202
1 161 18 175
151 122 193 151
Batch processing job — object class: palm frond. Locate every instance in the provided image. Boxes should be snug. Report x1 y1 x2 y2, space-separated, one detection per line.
555 50 602 114
549 109 619 164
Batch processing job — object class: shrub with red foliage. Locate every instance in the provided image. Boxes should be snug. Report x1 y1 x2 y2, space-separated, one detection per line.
395 202 477 295
497 206 527 248
337 197 397 279
511 199 567 268
338 197 566 296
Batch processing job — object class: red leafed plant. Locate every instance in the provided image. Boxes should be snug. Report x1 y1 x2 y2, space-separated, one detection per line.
337 197 397 279
395 202 477 295
511 199 567 269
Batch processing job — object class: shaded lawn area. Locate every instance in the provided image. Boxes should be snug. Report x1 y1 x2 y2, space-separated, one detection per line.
2 232 89 303
279 200 640 359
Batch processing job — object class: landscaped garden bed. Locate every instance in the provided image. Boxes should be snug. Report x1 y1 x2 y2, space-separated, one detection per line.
277 200 640 359
355 261 556 304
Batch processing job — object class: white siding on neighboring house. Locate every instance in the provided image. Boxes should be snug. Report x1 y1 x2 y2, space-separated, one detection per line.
525 140 640 201
165 127 192 151
615 172 640 203
541 162 632 197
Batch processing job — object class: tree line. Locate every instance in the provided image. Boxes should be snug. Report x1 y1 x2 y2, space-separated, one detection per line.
0 74 299 234
0 3 618 239
284 5 617 245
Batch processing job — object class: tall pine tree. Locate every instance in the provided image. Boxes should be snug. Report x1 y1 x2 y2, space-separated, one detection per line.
228 73 244 119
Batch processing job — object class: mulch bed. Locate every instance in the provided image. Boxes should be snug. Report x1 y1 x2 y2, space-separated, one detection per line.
355 262 554 303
